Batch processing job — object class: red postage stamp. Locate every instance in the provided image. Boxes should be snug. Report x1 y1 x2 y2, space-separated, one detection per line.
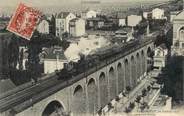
7 3 41 40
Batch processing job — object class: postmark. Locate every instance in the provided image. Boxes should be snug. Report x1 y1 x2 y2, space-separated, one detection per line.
7 3 41 40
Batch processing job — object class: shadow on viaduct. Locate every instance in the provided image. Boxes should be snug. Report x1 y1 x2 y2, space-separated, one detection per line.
16 43 154 116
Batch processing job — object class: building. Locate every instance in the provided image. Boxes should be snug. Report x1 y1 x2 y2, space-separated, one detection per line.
171 10 184 100
37 20 49 34
113 27 134 43
170 11 181 22
114 29 128 43
127 15 142 27
117 12 127 27
153 44 168 70
143 10 152 19
69 18 85 37
119 19 126 27
16 46 28 70
56 12 76 38
41 47 68 74
152 8 165 19
172 10 184 56
81 10 97 19
86 18 105 29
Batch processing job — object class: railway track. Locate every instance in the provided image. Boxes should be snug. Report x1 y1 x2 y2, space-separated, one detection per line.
0 38 154 113
0 74 58 112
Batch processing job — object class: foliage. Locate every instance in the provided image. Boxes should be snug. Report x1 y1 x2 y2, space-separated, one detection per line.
141 89 147 97
135 95 141 103
126 86 131 92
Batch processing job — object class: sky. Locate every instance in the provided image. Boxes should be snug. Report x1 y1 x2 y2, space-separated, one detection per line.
0 0 170 7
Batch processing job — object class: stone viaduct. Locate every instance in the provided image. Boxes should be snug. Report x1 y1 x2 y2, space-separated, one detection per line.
4 39 154 116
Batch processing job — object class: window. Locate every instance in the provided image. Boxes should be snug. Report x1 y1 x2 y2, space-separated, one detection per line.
179 27 184 40
180 30 184 40
174 41 179 47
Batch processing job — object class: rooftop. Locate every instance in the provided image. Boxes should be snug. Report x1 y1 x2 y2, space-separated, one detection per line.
170 11 181 15
158 43 167 49
87 17 105 21
42 47 67 61
70 18 84 22
173 10 184 21
57 12 70 18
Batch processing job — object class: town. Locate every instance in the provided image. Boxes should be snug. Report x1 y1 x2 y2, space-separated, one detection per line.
0 0 184 116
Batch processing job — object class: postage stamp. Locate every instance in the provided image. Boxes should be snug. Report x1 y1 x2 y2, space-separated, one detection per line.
7 3 41 40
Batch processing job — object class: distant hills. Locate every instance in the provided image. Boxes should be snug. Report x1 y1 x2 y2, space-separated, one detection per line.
0 0 171 15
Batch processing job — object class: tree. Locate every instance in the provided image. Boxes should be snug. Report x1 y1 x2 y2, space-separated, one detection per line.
50 14 56 36
8 34 19 69
126 86 131 92
115 96 120 102
142 89 147 97
135 95 141 103
18 48 24 70
27 31 43 79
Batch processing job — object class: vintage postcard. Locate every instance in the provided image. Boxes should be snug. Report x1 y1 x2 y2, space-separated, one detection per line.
0 0 184 116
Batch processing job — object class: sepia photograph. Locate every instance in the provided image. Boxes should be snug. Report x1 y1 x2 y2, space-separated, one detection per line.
0 0 184 116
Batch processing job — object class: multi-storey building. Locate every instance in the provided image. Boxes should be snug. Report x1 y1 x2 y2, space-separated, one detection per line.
152 8 165 20
41 47 68 74
127 15 142 27
55 12 76 38
172 10 184 56
81 10 97 19
171 10 184 100
153 44 168 70
69 18 85 37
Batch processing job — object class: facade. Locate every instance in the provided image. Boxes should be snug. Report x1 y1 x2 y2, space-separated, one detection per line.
16 46 28 70
37 20 49 34
170 11 181 22
143 11 152 19
127 15 142 27
171 10 184 100
172 10 184 56
153 44 168 69
119 19 126 27
81 10 97 19
43 59 67 74
152 8 165 19
86 18 105 29
114 29 128 43
117 12 127 27
69 18 85 37
56 12 76 38
41 47 68 74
